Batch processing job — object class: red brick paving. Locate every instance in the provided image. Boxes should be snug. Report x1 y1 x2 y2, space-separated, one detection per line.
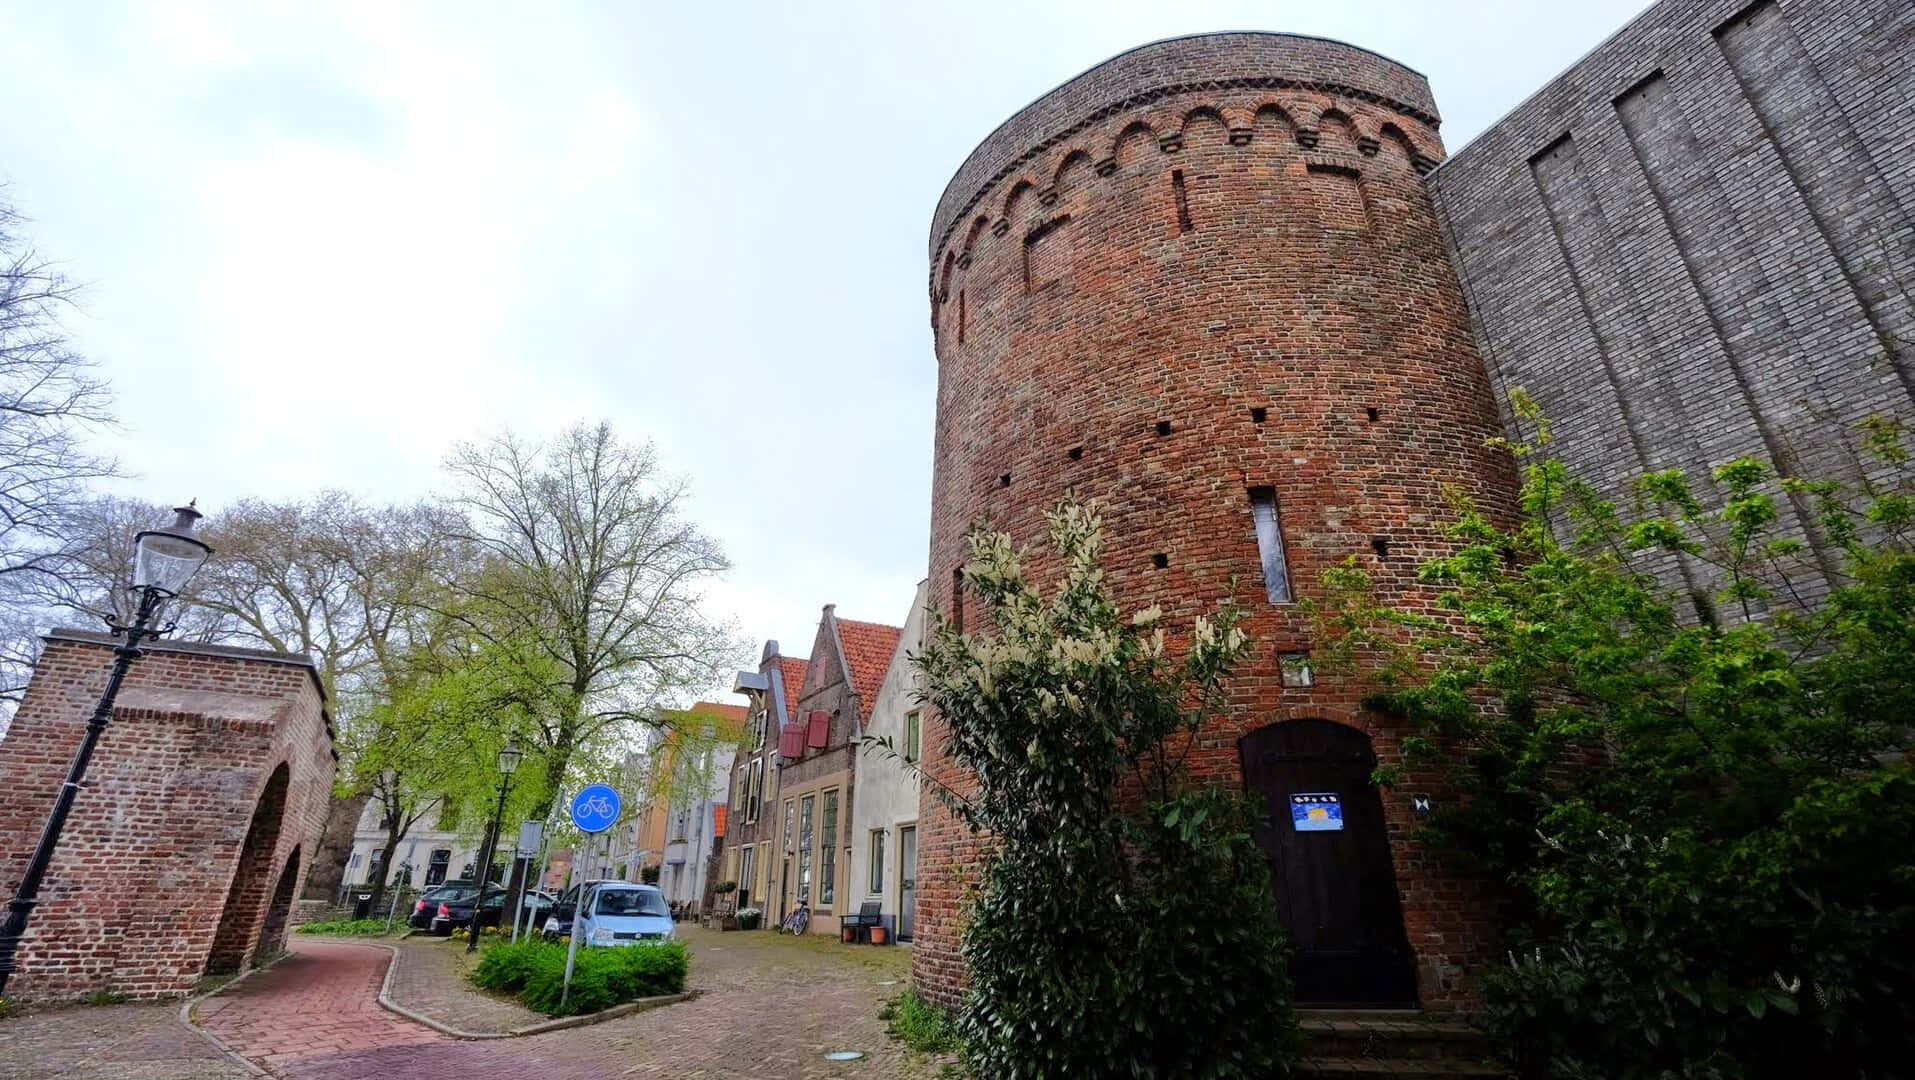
194 939 443 1072
11 930 941 1079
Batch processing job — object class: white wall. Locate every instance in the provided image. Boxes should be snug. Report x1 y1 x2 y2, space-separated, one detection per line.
849 580 927 934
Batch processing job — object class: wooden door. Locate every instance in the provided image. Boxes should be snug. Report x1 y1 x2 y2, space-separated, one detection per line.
898 826 917 941
1239 719 1417 1006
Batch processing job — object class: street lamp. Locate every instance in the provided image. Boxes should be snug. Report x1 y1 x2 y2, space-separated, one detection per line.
467 739 522 952
0 504 211 996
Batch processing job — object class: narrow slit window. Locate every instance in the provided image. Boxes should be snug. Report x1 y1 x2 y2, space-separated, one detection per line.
1249 487 1293 604
951 567 965 633
958 291 966 345
1172 169 1193 233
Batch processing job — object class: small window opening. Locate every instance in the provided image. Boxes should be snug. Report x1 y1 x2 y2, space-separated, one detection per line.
1250 407 1268 424
1366 406 1379 422
1279 652 1315 688
1155 420 1172 437
1068 446 1084 461
1171 169 1193 233
998 474 1011 488
1249 487 1293 604
1152 552 1170 569
1371 536 1391 558
958 291 967 345
951 567 965 633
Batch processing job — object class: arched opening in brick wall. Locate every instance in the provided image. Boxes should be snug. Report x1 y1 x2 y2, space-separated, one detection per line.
1238 719 1416 1007
256 845 301 962
203 763 289 975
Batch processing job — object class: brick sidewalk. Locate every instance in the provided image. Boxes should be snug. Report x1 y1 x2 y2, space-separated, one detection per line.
5 927 944 1079
194 939 443 1072
383 934 544 1034
0 1000 250 1080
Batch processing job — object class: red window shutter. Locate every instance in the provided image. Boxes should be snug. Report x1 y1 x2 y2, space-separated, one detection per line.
779 724 804 758
806 710 830 748
712 805 727 838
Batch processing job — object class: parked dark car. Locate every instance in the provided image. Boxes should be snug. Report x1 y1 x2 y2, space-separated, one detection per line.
428 886 557 936
408 881 484 931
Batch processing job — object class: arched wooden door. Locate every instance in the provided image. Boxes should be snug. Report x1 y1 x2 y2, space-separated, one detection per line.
1239 719 1416 1006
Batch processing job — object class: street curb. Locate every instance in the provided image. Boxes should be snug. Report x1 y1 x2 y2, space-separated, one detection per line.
175 951 290 1079
363 938 690 1040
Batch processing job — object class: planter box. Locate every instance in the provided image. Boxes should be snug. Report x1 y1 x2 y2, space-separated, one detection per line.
721 916 740 931
870 925 888 945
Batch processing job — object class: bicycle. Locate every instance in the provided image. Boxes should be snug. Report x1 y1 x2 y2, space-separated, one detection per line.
780 902 811 936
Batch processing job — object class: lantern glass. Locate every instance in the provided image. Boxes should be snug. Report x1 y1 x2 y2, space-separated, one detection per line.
133 529 210 596
498 740 523 776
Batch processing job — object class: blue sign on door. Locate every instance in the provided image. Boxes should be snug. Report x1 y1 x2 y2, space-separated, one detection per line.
1291 793 1343 832
570 784 622 834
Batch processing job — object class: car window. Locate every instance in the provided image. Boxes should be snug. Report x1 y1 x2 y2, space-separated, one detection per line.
593 888 668 917
439 887 479 903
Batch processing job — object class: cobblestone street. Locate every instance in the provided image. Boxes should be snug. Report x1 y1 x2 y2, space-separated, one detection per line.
1 927 938 1080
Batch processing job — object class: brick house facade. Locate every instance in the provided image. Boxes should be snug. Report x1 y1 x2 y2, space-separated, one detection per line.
722 645 806 917
0 632 335 1001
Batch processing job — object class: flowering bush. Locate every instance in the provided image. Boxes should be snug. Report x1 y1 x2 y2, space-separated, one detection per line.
916 498 1298 1078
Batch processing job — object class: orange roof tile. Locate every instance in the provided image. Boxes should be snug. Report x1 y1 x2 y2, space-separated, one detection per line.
774 656 809 725
836 618 903 723
688 701 748 723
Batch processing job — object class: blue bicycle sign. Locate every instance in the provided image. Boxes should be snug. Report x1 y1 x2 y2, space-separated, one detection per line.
569 784 622 834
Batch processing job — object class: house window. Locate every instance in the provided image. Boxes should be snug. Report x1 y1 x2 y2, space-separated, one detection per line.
748 760 763 823
1249 487 1293 604
758 842 771 905
870 829 886 893
366 850 384 885
820 790 839 907
783 800 795 854
797 795 815 904
904 711 922 764
425 849 451 886
738 845 755 908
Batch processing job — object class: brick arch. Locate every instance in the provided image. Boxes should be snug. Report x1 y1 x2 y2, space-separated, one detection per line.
255 844 301 962
204 762 289 975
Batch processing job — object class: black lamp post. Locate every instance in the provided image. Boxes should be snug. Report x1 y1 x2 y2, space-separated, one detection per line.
467 739 522 953
0 504 212 996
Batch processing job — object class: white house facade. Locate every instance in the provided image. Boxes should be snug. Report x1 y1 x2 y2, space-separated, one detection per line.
849 580 928 942
340 796 487 902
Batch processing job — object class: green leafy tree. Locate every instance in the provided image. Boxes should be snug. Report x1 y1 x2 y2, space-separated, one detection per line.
917 498 1299 1079
1315 399 1915 1078
438 422 745 802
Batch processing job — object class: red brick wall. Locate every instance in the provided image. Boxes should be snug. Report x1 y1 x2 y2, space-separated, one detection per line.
0 633 335 1000
915 33 1517 1013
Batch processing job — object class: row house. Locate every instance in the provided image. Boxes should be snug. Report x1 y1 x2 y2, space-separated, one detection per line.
849 581 928 942
628 701 744 910
723 605 900 936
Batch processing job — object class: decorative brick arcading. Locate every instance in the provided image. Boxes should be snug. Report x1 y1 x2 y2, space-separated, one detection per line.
916 31 1518 1013
0 633 334 1001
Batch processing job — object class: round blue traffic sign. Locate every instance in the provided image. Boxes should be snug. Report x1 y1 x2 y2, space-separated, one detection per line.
569 784 622 834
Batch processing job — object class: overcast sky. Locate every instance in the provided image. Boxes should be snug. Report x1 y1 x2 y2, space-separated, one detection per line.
0 0 1647 687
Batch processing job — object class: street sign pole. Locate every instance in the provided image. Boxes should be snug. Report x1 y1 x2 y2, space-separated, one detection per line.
559 784 622 1008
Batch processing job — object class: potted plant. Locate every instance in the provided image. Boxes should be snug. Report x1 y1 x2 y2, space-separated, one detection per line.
870 924 888 945
736 907 762 931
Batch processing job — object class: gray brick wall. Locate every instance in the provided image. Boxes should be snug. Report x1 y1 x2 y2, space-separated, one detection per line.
1431 0 1915 596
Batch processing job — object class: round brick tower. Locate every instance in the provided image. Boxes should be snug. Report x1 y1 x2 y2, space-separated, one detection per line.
915 33 1517 1012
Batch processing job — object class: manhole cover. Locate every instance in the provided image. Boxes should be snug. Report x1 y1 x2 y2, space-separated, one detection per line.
824 1051 865 1061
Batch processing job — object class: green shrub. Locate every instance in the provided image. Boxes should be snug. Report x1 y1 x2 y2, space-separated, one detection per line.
881 989 959 1054
1316 406 1915 1077
917 499 1300 1079
295 918 389 936
473 939 688 1017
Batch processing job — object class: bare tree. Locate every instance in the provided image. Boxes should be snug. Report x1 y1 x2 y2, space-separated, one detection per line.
440 422 744 803
0 192 119 705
